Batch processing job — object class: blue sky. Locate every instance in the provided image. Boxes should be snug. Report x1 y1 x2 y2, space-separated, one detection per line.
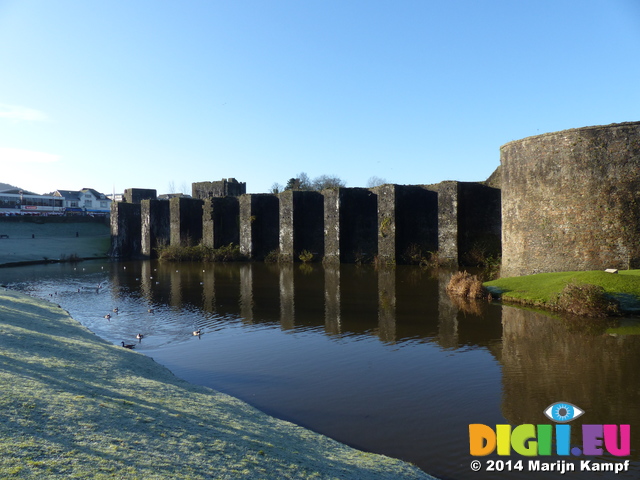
1 0 639 195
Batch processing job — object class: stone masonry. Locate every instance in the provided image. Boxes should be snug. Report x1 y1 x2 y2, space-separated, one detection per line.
501 121 640 277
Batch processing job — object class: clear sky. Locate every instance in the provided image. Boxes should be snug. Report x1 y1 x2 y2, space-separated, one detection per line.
1 0 639 195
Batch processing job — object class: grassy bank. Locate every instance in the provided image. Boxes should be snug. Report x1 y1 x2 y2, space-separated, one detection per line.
0 221 110 266
0 288 434 480
485 270 640 314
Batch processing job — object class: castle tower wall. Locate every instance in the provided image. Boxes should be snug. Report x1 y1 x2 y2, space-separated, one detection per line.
192 178 246 199
501 121 640 277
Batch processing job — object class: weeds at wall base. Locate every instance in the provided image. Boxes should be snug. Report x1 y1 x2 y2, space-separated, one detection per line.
156 243 245 262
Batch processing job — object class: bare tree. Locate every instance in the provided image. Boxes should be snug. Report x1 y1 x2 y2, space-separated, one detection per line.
312 174 346 190
168 181 176 194
270 182 283 194
366 176 388 188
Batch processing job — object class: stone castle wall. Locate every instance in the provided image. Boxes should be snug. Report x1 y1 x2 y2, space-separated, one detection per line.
112 121 640 274
501 121 640 277
111 180 501 265
192 178 246 199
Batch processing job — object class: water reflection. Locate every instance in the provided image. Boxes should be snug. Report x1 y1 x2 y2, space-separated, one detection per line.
3 260 640 479
500 307 640 456
108 261 498 349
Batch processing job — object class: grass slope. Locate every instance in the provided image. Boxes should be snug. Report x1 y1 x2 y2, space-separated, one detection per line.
0 288 434 480
0 222 110 265
485 270 640 312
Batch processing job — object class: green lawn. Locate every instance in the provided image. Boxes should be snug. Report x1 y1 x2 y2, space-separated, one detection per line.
485 270 640 312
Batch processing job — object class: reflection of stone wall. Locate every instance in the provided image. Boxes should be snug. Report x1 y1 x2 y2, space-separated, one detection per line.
501 122 640 276
134 262 506 351
324 266 341 335
500 307 640 450
377 266 396 342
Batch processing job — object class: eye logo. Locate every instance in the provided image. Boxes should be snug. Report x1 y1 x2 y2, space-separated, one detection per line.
544 402 584 423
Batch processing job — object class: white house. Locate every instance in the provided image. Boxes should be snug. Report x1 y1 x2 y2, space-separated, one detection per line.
54 188 111 215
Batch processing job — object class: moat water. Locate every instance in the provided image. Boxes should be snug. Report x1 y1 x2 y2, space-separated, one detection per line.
3 260 640 479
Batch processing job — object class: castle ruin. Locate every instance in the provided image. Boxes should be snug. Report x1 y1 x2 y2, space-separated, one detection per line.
111 121 640 275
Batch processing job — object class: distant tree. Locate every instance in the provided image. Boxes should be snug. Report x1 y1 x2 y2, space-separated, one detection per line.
312 174 346 190
284 178 299 191
283 172 345 191
366 176 388 188
298 172 312 190
270 182 283 194
284 172 313 191
168 181 176 194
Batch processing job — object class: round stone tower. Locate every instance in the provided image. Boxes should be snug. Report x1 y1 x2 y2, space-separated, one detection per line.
500 121 640 277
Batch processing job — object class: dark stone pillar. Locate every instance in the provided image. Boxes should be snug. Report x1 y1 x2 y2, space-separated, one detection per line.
279 190 324 263
141 199 170 258
458 182 501 266
323 188 378 264
239 194 279 260
110 202 141 258
170 197 204 247
124 188 157 204
437 181 460 266
202 197 240 248
397 185 439 263
376 184 438 264
376 185 397 264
